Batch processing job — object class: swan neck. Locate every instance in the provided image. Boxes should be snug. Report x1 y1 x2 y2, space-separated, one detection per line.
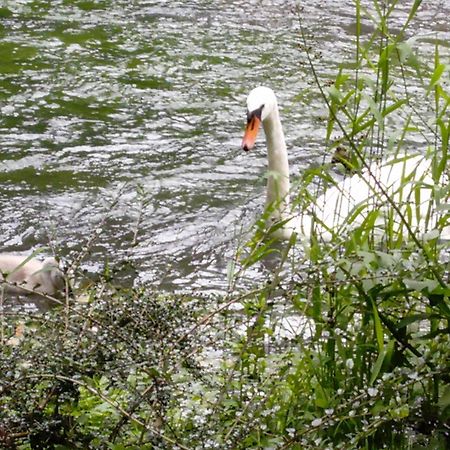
263 107 290 211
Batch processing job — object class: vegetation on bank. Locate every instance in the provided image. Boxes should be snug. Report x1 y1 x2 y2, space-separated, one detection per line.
1 1 450 449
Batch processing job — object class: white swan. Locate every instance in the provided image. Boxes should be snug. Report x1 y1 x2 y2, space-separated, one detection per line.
241 86 449 241
0 254 65 296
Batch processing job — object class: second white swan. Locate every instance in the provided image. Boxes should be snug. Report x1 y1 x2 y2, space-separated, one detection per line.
0 254 65 296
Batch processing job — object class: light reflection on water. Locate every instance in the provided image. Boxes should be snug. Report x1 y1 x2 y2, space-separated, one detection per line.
0 1 449 296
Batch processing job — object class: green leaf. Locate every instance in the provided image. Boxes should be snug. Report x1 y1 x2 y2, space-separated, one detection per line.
326 115 335 142
395 42 413 64
370 348 385 385
0 7 12 18
390 405 410 419
334 70 350 89
375 251 396 268
314 383 329 408
382 99 407 117
427 63 447 95
397 313 434 329
437 117 449 174
370 340 394 384
403 278 439 292
371 298 384 353
311 285 322 321
409 0 423 18
365 95 383 127
328 86 342 104
422 229 440 241
403 0 422 29
438 385 450 411
226 259 236 285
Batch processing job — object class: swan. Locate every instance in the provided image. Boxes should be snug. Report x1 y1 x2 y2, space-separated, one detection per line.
241 86 449 241
0 254 65 296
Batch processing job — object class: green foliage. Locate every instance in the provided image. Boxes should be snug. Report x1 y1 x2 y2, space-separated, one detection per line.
0 288 205 449
205 1 450 448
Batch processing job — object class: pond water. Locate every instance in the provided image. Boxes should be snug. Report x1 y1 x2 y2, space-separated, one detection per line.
1 0 449 295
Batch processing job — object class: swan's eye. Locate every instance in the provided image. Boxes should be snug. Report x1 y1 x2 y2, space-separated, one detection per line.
247 104 264 123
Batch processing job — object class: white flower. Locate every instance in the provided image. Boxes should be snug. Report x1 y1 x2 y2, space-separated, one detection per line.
368 387 378 397
311 418 322 427
286 428 295 437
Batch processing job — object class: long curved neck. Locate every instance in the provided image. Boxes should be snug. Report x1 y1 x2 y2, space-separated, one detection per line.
263 107 290 218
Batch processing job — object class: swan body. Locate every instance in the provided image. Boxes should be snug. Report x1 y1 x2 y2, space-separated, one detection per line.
242 86 449 241
0 255 65 296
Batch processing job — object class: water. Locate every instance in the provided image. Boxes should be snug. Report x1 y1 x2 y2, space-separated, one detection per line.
1 0 449 295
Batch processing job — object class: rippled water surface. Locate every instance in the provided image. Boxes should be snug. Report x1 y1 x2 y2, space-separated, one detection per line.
1 0 449 293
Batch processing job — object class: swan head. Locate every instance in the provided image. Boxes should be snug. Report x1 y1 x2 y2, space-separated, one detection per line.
242 86 278 151
42 257 65 291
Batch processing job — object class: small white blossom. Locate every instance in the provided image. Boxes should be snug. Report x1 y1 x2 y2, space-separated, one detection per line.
311 418 322 427
368 387 378 397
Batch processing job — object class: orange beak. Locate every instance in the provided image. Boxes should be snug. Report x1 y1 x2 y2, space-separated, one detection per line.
241 115 261 151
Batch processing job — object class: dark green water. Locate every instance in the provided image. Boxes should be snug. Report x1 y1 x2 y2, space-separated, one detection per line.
1 1 448 292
